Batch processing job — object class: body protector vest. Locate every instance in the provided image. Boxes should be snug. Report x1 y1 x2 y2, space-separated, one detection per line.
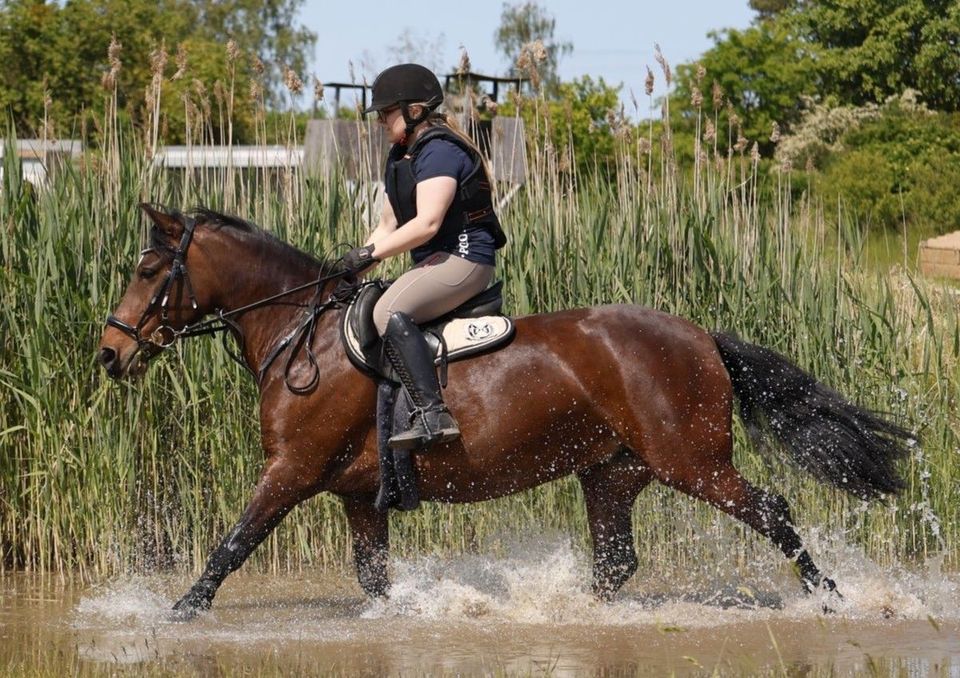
384 127 507 251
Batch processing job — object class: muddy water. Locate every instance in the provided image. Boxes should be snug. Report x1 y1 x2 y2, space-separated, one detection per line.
2 540 959 676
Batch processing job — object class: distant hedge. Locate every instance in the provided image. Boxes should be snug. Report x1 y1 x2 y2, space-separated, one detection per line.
817 103 960 234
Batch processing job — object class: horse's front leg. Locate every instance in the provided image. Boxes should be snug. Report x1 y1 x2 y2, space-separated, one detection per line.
172 455 317 620
343 495 390 597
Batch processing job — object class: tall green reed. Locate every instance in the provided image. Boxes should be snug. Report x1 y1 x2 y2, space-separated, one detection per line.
0 51 957 580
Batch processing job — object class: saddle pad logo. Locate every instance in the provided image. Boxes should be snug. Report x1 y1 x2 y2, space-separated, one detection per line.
465 320 494 341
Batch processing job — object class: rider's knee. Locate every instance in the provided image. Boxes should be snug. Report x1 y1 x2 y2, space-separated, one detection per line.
372 301 392 337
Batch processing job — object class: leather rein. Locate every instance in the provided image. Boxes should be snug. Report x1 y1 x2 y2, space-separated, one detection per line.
105 215 355 393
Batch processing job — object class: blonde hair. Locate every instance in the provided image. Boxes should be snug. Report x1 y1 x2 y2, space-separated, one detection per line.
410 103 494 183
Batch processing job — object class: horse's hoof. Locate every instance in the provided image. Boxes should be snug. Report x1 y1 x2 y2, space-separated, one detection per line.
592 578 625 603
362 585 390 600
169 594 210 622
819 578 843 614
592 588 615 603
168 605 201 622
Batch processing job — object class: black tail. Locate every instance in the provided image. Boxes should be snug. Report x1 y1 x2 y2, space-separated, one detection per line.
711 332 913 500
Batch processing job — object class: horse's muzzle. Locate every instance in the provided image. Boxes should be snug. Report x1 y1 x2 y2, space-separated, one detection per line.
98 347 122 379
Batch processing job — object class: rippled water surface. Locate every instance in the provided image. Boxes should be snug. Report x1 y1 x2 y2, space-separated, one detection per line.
2 539 959 676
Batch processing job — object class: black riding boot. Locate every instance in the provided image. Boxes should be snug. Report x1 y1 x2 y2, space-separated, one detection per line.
383 312 460 450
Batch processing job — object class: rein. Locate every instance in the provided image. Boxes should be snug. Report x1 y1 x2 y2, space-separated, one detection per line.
106 213 357 392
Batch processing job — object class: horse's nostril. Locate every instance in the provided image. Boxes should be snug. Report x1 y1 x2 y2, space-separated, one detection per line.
98 347 117 368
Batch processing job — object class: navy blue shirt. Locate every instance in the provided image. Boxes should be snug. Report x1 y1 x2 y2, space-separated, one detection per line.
400 139 497 267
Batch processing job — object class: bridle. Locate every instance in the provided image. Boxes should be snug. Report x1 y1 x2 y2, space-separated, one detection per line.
105 212 356 392
105 215 202 356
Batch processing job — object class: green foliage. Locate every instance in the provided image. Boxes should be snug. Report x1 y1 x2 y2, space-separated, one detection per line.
499 75 626 177
162 38 258 145
673 0 960 159
190 0 316 109
816 105 960 233
819 147 902 229
672 20 815 153
0 0 315 140
795 0 960 111
748 0 796 19
494 1 572 91
0 0 183 134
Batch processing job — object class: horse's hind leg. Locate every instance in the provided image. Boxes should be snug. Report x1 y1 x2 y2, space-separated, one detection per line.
667 460 835 595
577 447 654 600
343 495 390 598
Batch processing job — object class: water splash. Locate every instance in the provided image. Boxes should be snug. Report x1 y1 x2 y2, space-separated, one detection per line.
70 532 959 638
362 534 959 628
74 577 174 626
363 538 599 624
50 536 960 673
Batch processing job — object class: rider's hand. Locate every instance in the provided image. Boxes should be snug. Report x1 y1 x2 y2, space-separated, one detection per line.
341 244 379 274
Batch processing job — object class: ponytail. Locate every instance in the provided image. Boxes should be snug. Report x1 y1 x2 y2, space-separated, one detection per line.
423 110 495 185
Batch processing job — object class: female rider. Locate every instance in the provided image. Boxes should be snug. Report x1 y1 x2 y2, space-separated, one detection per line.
340 63 506 451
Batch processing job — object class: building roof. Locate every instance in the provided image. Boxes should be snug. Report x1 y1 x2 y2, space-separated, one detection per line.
152 145 303 168
0 139 83 159
443 71 528 84
322 82 369 90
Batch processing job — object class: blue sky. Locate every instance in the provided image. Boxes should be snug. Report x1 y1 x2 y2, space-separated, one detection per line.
298 1 756 117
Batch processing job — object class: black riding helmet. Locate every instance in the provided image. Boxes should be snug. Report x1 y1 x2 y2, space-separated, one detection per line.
363 63 444 137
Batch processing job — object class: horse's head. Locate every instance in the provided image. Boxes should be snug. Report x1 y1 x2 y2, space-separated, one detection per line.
98 204 213 379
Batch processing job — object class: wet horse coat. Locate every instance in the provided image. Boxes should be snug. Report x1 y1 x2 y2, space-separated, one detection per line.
97 206 910 618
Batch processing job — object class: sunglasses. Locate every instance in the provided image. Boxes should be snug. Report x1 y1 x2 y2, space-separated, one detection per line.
376 106 400 122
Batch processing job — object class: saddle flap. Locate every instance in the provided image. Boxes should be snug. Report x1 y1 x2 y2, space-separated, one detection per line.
426 316 514 361
350 282 387 353
340 282 388 377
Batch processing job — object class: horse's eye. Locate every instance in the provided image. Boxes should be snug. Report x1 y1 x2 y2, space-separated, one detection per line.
139 268 158 280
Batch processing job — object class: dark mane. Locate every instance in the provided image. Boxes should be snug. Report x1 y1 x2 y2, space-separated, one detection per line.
192 207 259 234
150 206 340 277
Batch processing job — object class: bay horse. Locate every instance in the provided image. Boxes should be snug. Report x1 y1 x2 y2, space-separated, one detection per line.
97 205 911 619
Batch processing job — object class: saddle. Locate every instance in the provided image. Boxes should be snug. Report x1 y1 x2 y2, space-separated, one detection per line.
338 280 516 512
340 280 515 383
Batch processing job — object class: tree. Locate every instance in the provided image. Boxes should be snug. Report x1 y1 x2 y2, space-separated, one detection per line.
793 0 960 112
672 21 815 152
671 0 960 153
190 0 316 108
0 0 315 136
494 1 572 91
814 102 960 233
0 0 67 133
387 28 447 75
748 0 796 20
500 75 624 177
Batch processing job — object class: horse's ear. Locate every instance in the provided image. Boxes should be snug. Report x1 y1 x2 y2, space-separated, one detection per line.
139 203 184 239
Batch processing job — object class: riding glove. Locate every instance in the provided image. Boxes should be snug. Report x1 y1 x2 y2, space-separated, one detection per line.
341 244 379 273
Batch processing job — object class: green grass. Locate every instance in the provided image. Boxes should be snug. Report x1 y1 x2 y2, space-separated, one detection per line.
0 94 957 580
